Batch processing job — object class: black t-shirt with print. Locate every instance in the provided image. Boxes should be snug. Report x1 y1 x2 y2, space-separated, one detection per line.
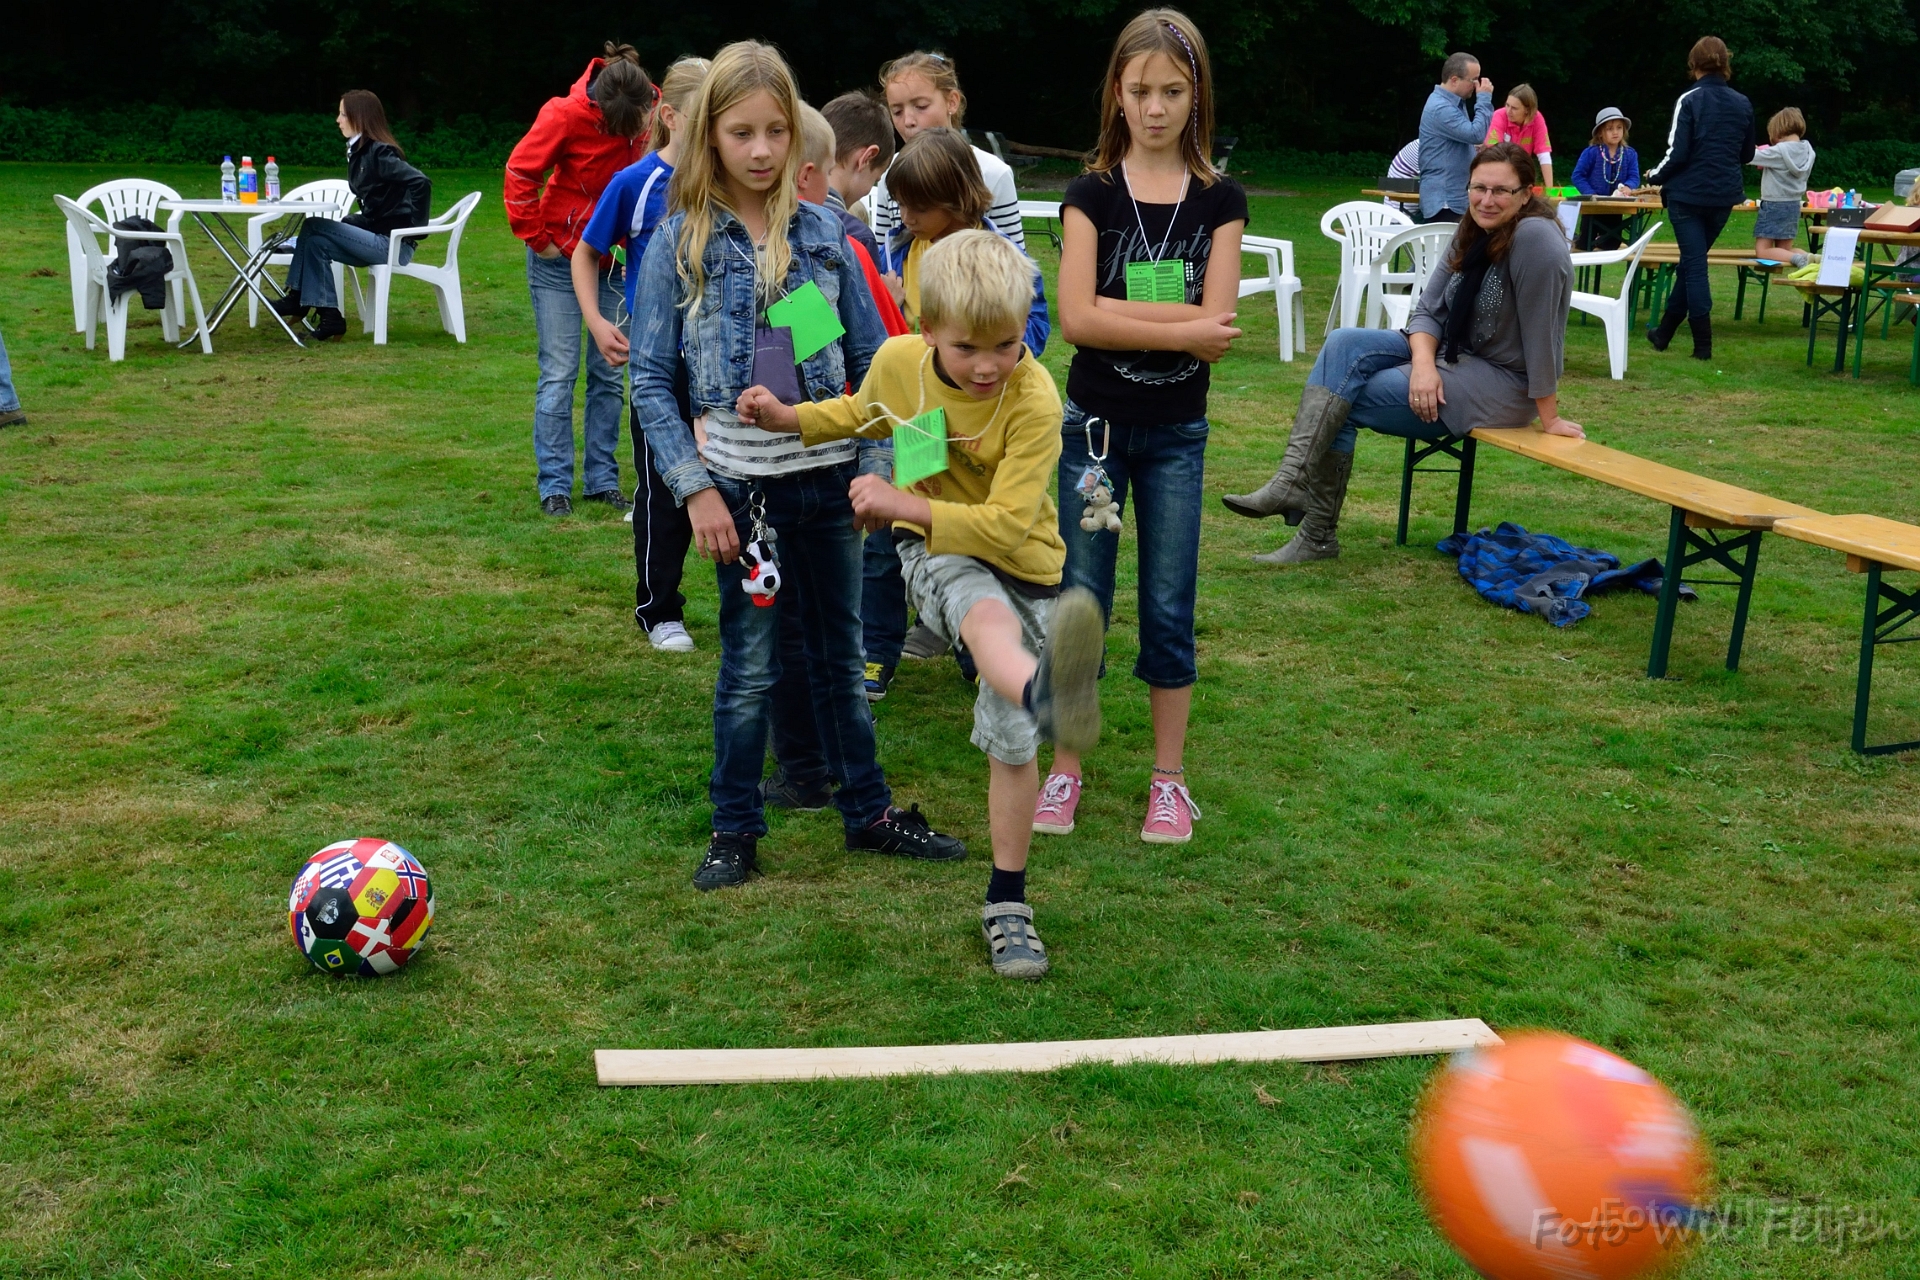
1061 169 1249 425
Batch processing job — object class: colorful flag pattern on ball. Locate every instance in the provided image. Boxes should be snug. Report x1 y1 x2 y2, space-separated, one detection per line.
288 839 434 977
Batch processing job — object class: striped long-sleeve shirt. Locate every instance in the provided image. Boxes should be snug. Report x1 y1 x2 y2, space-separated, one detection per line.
870 143 1026 253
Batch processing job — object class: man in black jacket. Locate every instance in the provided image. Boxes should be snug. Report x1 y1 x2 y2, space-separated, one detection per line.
1643 36 1754 360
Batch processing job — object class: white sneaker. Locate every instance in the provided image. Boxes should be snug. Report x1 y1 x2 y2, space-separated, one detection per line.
624 507 634 523
649 621 696 653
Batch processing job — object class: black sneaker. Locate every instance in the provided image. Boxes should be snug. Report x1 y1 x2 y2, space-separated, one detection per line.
761 768 833 812
847 804 966 861
583 488 634 514
692 831 757 890
864 662 896 702
310 307 347 340
541 494 572 517
954 646 979 686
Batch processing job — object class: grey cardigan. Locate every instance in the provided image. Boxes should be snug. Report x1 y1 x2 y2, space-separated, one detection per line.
1407 217 1572 436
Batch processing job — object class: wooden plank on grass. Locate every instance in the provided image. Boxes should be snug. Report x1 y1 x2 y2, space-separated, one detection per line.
596 1018 1501 1087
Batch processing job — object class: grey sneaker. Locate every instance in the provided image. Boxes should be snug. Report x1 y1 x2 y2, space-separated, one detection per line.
540 493 572 517
1032 587 1102 754
0 408 25 429
901 622 949 660
982 902 1049 979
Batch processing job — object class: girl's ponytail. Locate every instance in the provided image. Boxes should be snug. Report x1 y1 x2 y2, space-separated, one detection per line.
652 56 712 150
593 42 658 140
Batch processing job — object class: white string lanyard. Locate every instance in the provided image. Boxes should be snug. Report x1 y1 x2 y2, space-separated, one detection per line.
850 346 1010 447
1121 160 1191 264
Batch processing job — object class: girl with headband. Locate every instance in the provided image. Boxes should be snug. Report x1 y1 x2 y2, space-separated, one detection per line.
1043 7 1246 846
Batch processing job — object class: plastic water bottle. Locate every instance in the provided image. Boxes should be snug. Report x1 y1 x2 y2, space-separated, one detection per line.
264 156 280 202
221 156 237 203
238 156 258 204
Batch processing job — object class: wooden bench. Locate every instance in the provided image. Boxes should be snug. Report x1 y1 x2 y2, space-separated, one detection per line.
1395 426 1822 677
1771 515 1920 754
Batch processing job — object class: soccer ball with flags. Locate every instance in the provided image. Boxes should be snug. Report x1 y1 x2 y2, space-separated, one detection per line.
288 838 435 976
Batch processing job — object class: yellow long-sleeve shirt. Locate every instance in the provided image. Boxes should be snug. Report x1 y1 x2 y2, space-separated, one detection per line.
795 334 1066 585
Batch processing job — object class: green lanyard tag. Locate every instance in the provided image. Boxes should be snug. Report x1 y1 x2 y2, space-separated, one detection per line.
1125 259 1187 303
893 407 949 489
765 280 845 361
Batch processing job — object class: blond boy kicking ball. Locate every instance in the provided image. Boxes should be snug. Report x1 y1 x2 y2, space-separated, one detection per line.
738 230 1102 980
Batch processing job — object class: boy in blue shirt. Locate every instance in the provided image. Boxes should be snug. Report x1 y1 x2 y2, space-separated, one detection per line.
573 56 709 653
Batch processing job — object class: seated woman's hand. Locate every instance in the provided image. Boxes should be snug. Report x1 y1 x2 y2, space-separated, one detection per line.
1407 364 1446 423
1541 415 1585 438
735 386 800 433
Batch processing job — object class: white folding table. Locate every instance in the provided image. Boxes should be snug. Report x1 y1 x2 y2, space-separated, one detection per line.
158 196 348 348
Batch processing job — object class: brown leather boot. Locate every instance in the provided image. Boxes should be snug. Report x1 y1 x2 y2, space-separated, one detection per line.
1221 385 1352 525
1252 449 1353 565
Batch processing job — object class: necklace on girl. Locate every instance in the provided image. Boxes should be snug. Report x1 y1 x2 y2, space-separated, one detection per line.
1599 147 1625 189
1121 161 1192 303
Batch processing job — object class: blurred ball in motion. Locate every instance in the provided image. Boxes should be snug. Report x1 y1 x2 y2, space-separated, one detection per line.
1412 1031 1709 1280
288 838 434 976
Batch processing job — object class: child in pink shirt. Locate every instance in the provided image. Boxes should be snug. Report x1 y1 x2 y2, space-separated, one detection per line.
1484 83 1553 186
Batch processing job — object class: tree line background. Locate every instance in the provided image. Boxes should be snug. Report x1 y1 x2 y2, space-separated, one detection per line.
4 0 1917 180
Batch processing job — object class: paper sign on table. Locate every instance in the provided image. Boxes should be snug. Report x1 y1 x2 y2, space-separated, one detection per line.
894 408 949 489
766 281 845 361
1817 229 1860 288
1125 259 1187 303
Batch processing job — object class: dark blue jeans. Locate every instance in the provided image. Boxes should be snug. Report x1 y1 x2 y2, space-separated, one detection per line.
1661 201 1734 325
709 466 891 837
861 529 909 668
1058 399 1207 689
1309 328 1454 454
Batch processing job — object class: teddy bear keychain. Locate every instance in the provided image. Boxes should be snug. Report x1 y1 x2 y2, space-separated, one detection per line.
1076 416 1122 534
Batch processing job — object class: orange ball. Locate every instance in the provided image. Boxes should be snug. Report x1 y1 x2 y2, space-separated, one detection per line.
1411 1032 1710 1280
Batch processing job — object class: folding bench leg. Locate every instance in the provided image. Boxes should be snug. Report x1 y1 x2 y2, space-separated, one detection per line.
1648 508 1766 679
1852 561 1920 755
1396 434 1477 547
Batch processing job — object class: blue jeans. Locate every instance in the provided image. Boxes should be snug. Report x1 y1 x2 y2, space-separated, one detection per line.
0 326 18 414
862 530 909 668
1661 201 1735 325
1310 328 1454 454
1058 400 1208 689
528 249 623 499
284 218 408 309
709 466 892 837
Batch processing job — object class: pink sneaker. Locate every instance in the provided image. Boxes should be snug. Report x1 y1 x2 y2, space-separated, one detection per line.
1141 778 1201 844
1032 772 1082 835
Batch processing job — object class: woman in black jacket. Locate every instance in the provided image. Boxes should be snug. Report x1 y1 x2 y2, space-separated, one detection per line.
1641 36 1753 360
273 89 432 340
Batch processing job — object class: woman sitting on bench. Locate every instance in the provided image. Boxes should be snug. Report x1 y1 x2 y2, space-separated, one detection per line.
1222 141 1580 565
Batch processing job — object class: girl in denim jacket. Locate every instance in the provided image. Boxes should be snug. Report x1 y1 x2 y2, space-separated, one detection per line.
630 40 965 891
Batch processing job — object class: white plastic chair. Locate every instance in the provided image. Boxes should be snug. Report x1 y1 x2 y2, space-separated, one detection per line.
364 192 482 345
65 178 186 333
1239 235 1306 361
55 195 211 361
1364 224 1457 330
1320 201 1413 333
1568 223 1662 380
247 179 357 328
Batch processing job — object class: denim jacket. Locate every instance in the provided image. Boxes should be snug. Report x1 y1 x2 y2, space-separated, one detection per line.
632 201 889 502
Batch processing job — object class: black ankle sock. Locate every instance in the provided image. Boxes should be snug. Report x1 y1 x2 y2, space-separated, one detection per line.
986 866 1026 904
1020 677 1034 712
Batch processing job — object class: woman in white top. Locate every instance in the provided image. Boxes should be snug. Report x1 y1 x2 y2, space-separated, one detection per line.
869 51 1026 252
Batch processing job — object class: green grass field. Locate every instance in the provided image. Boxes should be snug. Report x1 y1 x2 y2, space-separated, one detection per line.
3 161 1918 1278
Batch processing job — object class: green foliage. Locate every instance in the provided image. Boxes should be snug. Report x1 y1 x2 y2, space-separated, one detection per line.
1811 139 1920 189
0 105 526 169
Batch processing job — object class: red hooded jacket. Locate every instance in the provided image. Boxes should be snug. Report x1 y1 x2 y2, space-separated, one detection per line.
504 58 649 257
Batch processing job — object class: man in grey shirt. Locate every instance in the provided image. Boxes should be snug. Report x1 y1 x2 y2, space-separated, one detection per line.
1419 52 1494 222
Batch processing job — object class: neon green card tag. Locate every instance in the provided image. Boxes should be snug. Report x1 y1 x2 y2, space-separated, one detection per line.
893 408 949 489
1125 259 1187 303
765 281 845 361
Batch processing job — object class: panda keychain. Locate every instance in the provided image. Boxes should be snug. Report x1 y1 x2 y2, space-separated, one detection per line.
739 490 782 608
1076 416 1122 534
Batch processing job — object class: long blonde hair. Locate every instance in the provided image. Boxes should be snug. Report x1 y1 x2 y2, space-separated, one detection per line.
1089 8 1217 186
670 41 802 307
652 56 711 151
